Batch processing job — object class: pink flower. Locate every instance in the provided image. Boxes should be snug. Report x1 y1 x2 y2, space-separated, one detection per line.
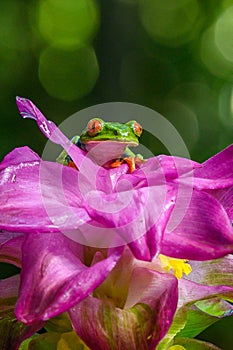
0 97 233 349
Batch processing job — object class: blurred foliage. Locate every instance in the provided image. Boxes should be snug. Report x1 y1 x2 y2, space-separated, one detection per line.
0 0 233 348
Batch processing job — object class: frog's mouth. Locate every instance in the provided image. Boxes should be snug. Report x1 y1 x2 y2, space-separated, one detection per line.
82 140 138 165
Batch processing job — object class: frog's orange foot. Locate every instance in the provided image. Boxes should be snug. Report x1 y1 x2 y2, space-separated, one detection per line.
109 159 124 168
110 157 139 173
109 158 135 172
123 157 136 173
67 160 78 170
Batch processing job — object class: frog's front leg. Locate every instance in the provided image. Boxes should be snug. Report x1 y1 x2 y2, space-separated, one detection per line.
124 154 145 172
110 147 144 173
56 135 80 168
110 156 144 173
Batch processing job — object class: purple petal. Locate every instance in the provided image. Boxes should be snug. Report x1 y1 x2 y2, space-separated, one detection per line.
162 190 233 260
178 278 233 309
0 232 24 267
188 255 233 287
211 187 233 221
69 268 178 350
128 186 176 261
16 97 103 177
194 144 233 180
191 145 233 219
15 233 122 324
0 148 91 233
0 148 131 248
178 256 233 310
156 154 201 180
0 146 40 171
16 96 68 145
180 175 233 191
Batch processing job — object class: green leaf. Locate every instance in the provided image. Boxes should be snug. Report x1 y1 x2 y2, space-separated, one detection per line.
0 313 37 350
44 313 73 333
173 338 221 350
157 307 188 350
176 308 218 338
57 331 90 350
158 259 233 350
195 298 233 317
19 335 38 350
157 294 233 348
27 333 60 350
25 331 90 350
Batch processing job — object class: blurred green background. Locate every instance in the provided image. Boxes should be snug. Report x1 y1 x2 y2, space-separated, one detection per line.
0 0 233 348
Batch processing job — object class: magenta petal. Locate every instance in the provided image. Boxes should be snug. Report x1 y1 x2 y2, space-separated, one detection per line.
178 278 233 309
16 96 100 175
188 255 233 287
162 190 233 260
212 187 233 221
194 144 233 180
0 146 40 171
69 268 178 350
128 187 176 261
0 148 56 233
0 147 91 233
0 232 24 267
156 154 201 180
15 233 122 324
184 176 233 191
125 267 178 314
127 234 152 261
16 97 69 146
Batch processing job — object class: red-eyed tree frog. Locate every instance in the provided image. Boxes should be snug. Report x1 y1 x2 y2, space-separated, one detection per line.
57 118 144 172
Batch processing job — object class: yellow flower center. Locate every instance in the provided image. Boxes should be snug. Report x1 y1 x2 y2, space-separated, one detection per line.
159 254 192 279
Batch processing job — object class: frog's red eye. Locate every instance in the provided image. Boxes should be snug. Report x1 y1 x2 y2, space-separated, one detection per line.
87 119 103 136
133 122 142 137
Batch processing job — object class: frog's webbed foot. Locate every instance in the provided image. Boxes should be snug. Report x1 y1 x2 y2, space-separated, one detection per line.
67 159 78 170
110 155 144 173
56 135 80 170
109 158 125 169
123 157 136 173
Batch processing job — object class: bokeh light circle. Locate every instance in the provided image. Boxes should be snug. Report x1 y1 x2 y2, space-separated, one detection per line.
219 81 233 128
200 25 233 79
162 99 199 151
38 45 99 101
37 0 99 47
139 0 202 47
215 6 233 63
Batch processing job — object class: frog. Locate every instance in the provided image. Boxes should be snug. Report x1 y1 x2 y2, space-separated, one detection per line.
56 118 144 172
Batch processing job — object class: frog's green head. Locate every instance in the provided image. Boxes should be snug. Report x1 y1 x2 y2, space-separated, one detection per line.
80 118 142 146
